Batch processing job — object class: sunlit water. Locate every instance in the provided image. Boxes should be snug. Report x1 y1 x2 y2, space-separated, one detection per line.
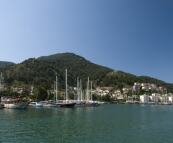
1 104 173 143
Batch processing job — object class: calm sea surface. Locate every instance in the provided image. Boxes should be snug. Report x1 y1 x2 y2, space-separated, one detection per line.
1 104 173 143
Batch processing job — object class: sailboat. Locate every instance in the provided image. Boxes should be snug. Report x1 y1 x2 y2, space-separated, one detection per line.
57 69 76 108
43 75 60 107
0 72 4 109
75 78 85 107
84 77 99 107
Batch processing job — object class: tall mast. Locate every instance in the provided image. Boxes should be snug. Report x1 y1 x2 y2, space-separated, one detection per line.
91 81 92 101
80 79 82 101
77 77 79 101
87 77 89 101
54 81 55 101
65 69 67 102
132 90 133 102
56 75 58 102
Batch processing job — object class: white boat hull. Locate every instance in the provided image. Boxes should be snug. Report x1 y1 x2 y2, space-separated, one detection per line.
4 102 29 109
31 102 43 107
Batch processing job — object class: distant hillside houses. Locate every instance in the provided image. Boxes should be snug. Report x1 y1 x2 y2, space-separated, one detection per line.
89 82 172 101
1 81 172 103
133 82 164 92
0 85 34 94
139 93 173 103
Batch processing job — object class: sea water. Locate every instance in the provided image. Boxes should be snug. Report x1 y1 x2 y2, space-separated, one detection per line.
0 104 173 143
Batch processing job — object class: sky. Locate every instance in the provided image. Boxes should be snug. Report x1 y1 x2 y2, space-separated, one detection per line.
0 0 173 83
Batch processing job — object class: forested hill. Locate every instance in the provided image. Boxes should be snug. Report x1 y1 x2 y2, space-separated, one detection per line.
0 61 15 67
0 53 172 92
37 53 113 88
0 53 113 89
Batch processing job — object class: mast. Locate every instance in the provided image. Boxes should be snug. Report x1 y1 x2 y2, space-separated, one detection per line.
77 77 79 101
166 89 167 103
88 77 90 101
80 79 82 101
54 81 56 102
56 75 58 102
65 69 67 102
91 81 92 101
87 77 89 101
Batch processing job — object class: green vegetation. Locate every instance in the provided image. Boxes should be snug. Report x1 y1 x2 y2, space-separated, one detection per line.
0 52 173 101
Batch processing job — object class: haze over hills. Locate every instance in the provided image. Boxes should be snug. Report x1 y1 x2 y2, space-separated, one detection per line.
0 61 15 67
0 53 172 92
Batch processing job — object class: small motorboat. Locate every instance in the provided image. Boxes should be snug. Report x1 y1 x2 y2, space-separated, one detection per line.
30 102 43 107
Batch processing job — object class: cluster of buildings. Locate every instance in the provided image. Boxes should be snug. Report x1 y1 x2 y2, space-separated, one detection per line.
90 82 173 103
1 81 173 103
139 93 172 103
132 82 165 92
0 86 34 95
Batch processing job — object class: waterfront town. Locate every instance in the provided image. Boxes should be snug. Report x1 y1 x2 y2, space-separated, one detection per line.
0 81 173 104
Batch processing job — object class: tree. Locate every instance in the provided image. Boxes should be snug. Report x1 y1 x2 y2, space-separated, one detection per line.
33 86 48 101
21 89 30 98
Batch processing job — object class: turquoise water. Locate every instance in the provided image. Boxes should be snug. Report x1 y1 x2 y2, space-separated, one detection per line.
0 104 173 143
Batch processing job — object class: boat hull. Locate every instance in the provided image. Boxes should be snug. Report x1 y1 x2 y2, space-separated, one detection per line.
58 103 76 108
75 103 85 107
44 103 60 107
0 104 4 109
31 103 43 107
4 102 29 109
84 102 100 107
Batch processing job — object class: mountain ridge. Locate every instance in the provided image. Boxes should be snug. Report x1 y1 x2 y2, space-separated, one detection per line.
0 61 15 67
0 53 172 92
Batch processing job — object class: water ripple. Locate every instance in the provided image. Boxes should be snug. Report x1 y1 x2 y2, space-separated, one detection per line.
1 105 173 143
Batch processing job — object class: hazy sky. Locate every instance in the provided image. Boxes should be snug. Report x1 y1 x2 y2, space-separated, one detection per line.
0 0 173 83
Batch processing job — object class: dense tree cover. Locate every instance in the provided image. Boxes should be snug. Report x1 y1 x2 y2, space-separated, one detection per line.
0 53 173 95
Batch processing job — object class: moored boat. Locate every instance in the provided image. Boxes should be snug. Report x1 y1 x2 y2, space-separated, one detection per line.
44 102 60 107
3 98 29 109
84 101 100 107
57 102 76 108
30 102 43 107
57 69 76 108
75 101 85 107
0 104 4 109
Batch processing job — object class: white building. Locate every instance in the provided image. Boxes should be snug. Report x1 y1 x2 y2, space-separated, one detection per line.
162 96 169 103
140 94 149 103
123 88 129 94
149 96 159 102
